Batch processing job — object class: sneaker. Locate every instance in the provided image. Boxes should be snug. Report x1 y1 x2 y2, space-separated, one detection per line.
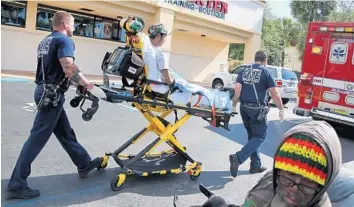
229 154 240 178
5 187 40 200
78 157 103 178
249 166 267 174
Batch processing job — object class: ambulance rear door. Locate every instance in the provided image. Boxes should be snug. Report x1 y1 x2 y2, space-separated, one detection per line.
318 33 354 117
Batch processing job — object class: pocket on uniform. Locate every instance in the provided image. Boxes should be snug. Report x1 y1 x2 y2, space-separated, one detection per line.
34 85 44 106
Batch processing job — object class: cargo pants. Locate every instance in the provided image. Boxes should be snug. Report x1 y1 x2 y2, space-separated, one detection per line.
236 103 267 169
7 84 92 190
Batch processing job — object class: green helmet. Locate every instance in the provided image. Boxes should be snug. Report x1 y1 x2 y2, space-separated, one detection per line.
148 24 168 37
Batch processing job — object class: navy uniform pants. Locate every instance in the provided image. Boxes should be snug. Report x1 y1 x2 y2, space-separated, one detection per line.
7 84 92 190
236 104 267 169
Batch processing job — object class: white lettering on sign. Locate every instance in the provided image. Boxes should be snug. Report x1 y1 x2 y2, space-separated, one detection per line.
164 0 227 19
329 42 348 64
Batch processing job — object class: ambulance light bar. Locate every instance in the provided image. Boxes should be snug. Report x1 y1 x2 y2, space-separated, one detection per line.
316 26 354 33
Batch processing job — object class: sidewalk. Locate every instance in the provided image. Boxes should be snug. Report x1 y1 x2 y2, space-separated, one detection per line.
1 69 211 87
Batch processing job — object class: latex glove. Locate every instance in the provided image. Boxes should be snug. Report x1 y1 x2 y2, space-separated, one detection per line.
279 109 284 120
231 106 237 113
88 85 107 99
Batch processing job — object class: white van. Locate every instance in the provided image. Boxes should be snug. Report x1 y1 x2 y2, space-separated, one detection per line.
211 64 299 105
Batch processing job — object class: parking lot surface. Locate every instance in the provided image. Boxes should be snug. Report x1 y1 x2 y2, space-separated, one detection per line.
2 81 353 207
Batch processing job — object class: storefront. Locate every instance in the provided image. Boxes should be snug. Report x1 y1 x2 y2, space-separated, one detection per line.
1 0 266 83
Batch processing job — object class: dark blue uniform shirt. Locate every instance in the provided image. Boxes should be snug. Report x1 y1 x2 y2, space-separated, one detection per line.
35 31 75 85
236 63 276 105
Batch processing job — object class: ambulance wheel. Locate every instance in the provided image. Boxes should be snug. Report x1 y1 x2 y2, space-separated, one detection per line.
70 97 81 108
111 174 126 191
82 112 93 121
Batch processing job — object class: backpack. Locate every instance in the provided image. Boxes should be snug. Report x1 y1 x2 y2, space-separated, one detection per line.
102 45 145 87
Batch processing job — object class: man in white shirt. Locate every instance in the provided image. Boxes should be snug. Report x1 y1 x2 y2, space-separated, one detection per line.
143 23 174 95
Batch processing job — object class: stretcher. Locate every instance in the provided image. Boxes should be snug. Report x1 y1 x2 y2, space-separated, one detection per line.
69 49 237 192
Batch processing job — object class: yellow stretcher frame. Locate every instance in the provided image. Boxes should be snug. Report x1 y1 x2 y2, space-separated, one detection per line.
70 75 235 192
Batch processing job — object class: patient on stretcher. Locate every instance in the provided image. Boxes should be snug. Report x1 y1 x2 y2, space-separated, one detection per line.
102 17 233 113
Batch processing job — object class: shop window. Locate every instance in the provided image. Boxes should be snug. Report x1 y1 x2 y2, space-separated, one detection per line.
1 1 27 27
36 4 126 43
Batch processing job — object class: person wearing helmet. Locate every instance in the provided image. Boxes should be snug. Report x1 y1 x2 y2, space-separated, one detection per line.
144 23 174 96
120 18 173 95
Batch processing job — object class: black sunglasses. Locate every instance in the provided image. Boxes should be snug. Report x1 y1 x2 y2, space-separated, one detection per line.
279 175 319 195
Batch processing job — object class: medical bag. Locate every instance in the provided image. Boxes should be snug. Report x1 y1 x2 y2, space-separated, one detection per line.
104 46 145 81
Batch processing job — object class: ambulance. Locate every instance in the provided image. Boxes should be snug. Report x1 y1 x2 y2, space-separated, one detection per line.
293 22 354 127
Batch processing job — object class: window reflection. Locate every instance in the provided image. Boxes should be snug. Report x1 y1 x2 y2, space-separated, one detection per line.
35 4 126 43
1 1 27 27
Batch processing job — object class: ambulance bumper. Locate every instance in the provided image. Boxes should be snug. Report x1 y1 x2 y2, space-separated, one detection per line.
310 108 354 127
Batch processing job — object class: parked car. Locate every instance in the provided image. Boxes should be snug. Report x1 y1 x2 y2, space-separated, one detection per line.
211 64 299 105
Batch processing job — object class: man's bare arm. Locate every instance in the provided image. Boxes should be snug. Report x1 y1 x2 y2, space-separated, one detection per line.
59 57 93 89
232 83 242 107
161 69 173 85
269 87 284 110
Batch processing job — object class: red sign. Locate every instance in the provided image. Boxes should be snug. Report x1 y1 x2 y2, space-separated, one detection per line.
187 0 228 14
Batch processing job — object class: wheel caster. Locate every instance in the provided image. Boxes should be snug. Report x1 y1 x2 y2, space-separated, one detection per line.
82 112 93 121
98 155 109 170
188 163 202 180
190 173 200 180
111 174 126 191
70 97 82 108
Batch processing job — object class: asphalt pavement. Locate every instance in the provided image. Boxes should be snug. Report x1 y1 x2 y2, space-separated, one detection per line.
1 81 353 207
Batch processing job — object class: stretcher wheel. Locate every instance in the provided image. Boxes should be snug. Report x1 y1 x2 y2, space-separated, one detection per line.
98 155 109 170
82 112 93 121
189 173 200 180
111 174 126 191
188 163 202 180
70 97 81 108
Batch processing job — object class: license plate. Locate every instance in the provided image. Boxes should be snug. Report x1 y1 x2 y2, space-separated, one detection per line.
334 109 346 115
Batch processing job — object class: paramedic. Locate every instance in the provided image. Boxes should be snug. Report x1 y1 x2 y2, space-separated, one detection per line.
5 11 107 200
229 50 284 177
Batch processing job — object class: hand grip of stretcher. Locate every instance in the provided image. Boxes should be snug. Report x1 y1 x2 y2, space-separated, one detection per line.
69 85 100 121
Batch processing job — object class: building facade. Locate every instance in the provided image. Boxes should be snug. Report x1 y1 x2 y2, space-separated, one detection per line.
1 0 266 83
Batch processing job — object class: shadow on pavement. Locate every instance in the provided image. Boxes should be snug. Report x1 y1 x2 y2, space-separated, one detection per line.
205 118 312 159
205 117 354 163
1 167 240 207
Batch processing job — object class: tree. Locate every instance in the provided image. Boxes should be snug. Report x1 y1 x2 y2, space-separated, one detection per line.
290 1 337 60
328 0 354 21
228 44 244 61
260 6 300 66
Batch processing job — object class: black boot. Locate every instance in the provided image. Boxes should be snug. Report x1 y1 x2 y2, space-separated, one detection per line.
249 167 267 174
5 187 40 200
78 157 103 178
229 154 240 178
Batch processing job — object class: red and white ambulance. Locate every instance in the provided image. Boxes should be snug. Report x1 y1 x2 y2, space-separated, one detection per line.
293 21 354 127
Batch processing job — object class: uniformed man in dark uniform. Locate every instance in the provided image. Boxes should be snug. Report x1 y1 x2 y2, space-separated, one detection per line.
229 50 284 178
5 11 107 199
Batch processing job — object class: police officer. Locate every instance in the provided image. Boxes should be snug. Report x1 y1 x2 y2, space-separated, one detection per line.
5 11 107 199
229 50 284 178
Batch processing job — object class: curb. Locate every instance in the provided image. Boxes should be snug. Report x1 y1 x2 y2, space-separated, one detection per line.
1 70 212 87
